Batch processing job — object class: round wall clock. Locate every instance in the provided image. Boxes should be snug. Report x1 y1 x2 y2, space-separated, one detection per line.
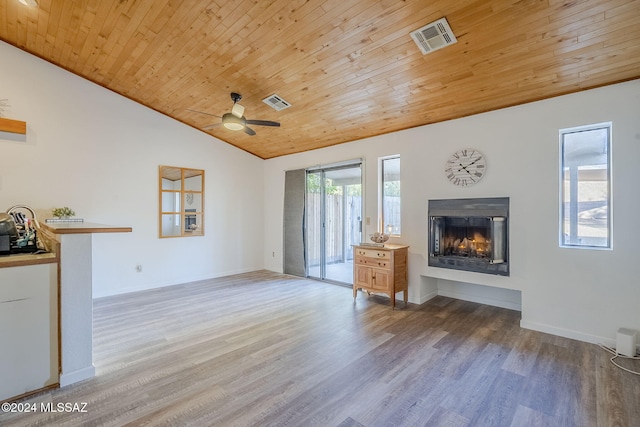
445 148 486 186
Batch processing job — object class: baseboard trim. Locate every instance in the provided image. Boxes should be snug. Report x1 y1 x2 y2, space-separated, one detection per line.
520 320 615 348
59 365 96 387
94 267 262 299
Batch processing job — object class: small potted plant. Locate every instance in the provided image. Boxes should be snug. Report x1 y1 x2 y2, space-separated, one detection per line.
52 207 75 219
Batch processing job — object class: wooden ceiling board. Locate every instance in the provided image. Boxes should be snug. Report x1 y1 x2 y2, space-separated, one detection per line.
1 0 639 159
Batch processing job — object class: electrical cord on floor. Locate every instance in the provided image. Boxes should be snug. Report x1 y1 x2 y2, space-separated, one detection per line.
598 344 640 376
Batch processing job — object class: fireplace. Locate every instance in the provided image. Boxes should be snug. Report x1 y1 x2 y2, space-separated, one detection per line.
428 197 509 276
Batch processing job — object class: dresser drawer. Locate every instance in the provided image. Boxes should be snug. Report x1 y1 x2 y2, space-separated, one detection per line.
355 255 390 269
354 248 390 260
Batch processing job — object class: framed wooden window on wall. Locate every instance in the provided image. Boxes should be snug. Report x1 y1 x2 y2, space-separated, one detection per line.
159 166 204 238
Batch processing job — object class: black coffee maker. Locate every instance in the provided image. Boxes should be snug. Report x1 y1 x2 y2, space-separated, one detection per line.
1 205 42 255
0 213 18 255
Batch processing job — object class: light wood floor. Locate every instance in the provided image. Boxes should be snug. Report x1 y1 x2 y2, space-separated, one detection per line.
2 270 639 426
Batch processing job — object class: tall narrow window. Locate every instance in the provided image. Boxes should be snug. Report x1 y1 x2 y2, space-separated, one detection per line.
560 123 611 249
381 156 401 235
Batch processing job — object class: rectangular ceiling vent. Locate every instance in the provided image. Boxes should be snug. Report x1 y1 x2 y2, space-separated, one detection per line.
262 94 291 111
410 17 457 55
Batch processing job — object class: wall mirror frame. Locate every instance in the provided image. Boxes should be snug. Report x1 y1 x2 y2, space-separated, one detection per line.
159 165 205 238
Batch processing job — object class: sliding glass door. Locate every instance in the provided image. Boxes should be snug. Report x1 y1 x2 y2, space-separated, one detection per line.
306 162 362 284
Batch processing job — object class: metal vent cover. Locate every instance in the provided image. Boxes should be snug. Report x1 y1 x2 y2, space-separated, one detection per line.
410 17 457 55
262 94 291 111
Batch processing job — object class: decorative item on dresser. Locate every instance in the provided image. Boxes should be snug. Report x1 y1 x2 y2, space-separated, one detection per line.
369 231 390 244
352 243 409 309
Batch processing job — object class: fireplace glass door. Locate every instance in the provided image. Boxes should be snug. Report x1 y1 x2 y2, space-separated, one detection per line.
428 197 509 276
430 216 507 266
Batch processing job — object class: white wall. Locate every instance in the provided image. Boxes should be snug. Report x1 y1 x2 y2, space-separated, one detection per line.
263 78 640 347
0 41 265 298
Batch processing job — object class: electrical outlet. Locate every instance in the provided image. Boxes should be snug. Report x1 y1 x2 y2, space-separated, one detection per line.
136 264 142 273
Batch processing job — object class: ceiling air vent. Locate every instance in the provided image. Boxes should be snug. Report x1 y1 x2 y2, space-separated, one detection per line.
410 17 457 55
262 94 291 111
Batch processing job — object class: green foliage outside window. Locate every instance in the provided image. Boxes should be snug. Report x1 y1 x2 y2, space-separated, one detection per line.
307 173 361 196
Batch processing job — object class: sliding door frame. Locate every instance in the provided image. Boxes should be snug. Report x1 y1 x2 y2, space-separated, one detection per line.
305 159 364 284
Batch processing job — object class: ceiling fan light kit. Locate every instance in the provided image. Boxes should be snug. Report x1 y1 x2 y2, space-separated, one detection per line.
222 113 245 130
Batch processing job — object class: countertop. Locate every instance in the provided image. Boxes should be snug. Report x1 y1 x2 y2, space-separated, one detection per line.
352 243 410 250
42 221 132 234
0 251 58 268
0 222 131 268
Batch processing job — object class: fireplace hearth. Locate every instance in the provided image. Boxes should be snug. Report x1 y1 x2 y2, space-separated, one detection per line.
428 197 509 276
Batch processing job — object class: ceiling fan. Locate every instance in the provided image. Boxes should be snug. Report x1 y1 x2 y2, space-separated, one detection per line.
188 92 280 136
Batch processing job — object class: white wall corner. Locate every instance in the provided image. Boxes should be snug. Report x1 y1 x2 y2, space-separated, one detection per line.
418 275 439 304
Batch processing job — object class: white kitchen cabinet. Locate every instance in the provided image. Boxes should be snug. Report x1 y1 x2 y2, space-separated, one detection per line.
0 262 58 401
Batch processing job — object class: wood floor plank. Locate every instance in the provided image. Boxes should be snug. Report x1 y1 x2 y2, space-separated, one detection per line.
1 270 638 427
467 368 526 427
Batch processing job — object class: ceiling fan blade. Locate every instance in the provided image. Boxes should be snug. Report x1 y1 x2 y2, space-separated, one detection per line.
186 109 222 118
202 123 222 130
246 119 280 127
244 126 256 136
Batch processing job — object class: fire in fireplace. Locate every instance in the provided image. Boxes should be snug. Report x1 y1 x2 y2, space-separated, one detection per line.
428 198 509 276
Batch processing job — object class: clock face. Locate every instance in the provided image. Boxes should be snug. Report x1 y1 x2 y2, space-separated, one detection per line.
445 149 486 186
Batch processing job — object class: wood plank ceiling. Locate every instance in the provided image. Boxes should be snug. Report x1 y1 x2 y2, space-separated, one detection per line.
1 0 639 159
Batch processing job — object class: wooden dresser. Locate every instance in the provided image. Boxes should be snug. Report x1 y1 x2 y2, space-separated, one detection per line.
352 244 409 309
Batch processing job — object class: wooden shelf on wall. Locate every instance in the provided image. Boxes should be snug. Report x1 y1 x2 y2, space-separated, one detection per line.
0 117 27 134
